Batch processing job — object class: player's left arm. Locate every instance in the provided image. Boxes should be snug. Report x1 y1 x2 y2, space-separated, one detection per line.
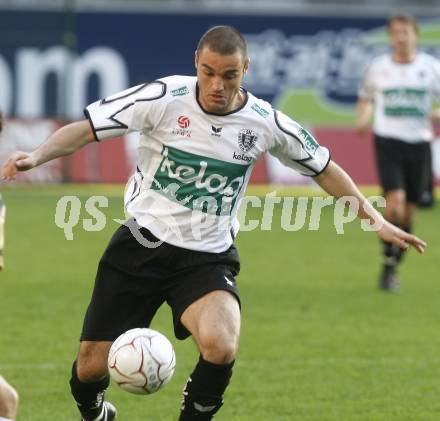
313 160 426 253
268 110 425 253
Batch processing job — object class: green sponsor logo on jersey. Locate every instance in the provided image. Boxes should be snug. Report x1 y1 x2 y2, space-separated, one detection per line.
298 127 319 155
251 103 270 118
383 88 428 117
170 86 189 96
153 146 250 215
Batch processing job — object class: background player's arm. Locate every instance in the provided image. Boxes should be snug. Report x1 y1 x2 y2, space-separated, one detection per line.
356 60 375 136
355 98 373 136
313 161 426 253
2 120 95 180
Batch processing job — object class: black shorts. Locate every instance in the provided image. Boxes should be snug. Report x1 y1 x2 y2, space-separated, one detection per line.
80 223 241 341
374 135 432 203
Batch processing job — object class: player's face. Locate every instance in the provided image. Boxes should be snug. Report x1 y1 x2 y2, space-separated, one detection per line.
389 21 417 58
195 47 249 114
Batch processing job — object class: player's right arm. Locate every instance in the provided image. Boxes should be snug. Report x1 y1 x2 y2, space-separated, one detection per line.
2 120 95 180
2 80 167 181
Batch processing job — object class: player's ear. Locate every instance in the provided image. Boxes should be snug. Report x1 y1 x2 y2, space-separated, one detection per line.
194 50 199 70
243 57 250 75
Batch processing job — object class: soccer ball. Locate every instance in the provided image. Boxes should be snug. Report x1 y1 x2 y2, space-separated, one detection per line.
108 328 176 395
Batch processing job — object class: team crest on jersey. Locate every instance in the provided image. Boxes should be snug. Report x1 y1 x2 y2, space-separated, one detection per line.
238 129 258 153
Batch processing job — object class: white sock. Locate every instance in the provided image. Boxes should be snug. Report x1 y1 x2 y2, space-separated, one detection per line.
0 416 14 421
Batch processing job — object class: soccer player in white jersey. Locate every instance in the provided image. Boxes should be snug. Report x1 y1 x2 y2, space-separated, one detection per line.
356 13 440 291
2 26 426 421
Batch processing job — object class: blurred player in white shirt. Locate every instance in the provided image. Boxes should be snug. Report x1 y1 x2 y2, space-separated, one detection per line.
356 13 440 290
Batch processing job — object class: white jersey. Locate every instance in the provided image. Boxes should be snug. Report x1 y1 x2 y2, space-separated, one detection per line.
85 75 330 252
358 53 440 143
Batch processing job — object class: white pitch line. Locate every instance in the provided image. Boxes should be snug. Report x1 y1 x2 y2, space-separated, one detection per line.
0 363 59 370
238 356 433 367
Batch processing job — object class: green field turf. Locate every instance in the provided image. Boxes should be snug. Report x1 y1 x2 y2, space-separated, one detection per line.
1 184 439 421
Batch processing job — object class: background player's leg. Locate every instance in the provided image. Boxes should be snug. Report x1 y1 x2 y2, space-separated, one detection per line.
402 202 416 235
0 195 6 271
380 189 407 290
402 202 417 232
383 189 406 224
417 142 434 208
70 341 114 421
387 201 416 267
0 375 19 421
179 290 240 421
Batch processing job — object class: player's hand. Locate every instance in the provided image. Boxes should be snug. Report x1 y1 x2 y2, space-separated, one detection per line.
1 151 37 180
377 220 426 254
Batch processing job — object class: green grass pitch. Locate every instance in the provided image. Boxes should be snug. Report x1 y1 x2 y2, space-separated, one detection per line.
1 184 439 420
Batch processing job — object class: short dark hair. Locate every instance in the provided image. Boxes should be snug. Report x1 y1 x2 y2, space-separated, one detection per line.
388 12 418 33
197 26 248 59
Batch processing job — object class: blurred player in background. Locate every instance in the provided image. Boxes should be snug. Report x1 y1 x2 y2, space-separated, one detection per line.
0 113 18 421
2 26 426 421
0 111 5 270
0 194 5 271
356 12 440 291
